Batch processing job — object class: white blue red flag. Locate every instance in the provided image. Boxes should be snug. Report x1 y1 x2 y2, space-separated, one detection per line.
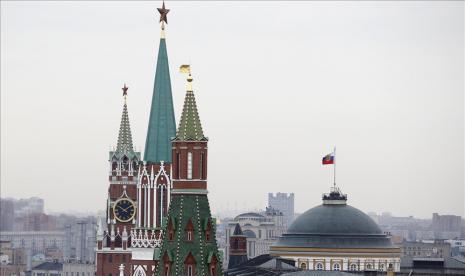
322 152 335 165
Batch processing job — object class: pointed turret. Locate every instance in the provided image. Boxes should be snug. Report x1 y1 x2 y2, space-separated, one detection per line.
116 85 134 155
144 5 176 164
228 223 248 269
154 67 222 276
174 72 207 141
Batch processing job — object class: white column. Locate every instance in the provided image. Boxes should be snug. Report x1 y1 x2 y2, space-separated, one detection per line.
144 185 148 227
154 185 158 228
137 184 141 227
147 183 151 228
160 186 164 226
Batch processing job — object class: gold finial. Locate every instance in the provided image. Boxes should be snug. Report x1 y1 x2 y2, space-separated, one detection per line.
122 84 128 104
179 65 193 92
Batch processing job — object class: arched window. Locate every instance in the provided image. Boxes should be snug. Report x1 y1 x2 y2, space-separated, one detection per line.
350 263 358 271
379 263 385 270
316 263 323 270
333 263 341 271
300 262 307 270
184 252 196 276
185 218 194 242
209 254 218 276
162 252 171 276
134 266 146 276
168 219 175 241
366 263 372 270
205 219 212 242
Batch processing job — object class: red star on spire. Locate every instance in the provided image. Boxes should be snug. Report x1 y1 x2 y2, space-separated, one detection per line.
157 1 170 24
122 84 128 96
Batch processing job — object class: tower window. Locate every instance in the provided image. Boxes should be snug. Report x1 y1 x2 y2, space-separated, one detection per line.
185 218 194 242
187 152 192 179
176 152 180 178
187 265 193 276
200 153 204 179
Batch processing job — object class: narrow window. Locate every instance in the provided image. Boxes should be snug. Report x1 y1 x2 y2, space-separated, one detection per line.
176 152 180 178
187 152 192 179
187 231 192 241
200 153 204 179
187 265 193 276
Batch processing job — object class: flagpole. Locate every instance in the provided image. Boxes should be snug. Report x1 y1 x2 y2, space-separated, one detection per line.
333 147 336 188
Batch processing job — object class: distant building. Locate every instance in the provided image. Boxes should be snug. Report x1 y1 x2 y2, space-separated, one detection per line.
0 231 65 256
224 209 285 266
402 241 451 258
268 193 294 228
400 256 465 275
29 260 94 276
270 187 401 272
432 213 461 239
0 240 28 276
0 199 15 231
445 239 465 257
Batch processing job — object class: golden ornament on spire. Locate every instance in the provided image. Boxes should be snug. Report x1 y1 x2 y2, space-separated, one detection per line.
179 65 193 92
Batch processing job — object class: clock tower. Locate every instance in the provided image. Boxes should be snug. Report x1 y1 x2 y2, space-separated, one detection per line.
96 84 141 276
96 2 177 276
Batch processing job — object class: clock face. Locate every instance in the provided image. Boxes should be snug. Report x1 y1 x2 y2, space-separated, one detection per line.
113 198 136 222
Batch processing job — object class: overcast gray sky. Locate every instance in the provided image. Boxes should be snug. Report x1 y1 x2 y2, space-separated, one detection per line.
1 1 464 219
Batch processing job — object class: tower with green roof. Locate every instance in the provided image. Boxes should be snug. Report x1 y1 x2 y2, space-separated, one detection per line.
144 2 176 165
154 68 222 276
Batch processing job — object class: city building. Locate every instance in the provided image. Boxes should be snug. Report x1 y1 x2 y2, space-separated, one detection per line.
0 231 66 257
400 256 465 275
224 208 285 265
432 213 462 239
402 241 451 258
445 239 465 257
95 2 177 275
154 66 222 276
268 193 295 228
29 260 94 276
227 224 248 269
270 187 401 272
0 240 28 276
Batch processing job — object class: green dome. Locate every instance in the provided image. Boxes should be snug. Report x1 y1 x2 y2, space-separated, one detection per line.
288 204 382 235
272 193 396 249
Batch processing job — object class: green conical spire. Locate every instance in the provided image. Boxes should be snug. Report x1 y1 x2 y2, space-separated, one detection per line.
116 102 134 154
174 76 207 141
144 34 176 163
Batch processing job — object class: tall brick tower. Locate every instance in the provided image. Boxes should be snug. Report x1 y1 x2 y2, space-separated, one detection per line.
154 68 222 276
96 85 141 276
96 2 177 275
129 2 176 275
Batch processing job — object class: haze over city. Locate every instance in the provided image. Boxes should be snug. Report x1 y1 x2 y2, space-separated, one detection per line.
1 1 463 218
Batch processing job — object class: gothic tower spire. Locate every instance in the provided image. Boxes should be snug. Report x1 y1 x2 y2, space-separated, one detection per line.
154 67 222 276
144 1 176 164
116 84 134 154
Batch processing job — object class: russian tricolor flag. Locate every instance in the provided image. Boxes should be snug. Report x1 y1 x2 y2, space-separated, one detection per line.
322 152 335 165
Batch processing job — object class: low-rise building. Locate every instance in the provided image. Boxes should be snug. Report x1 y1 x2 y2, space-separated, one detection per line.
402 241 451 258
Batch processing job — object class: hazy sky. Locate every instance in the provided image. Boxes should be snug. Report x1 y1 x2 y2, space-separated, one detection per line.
1 1 464 219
